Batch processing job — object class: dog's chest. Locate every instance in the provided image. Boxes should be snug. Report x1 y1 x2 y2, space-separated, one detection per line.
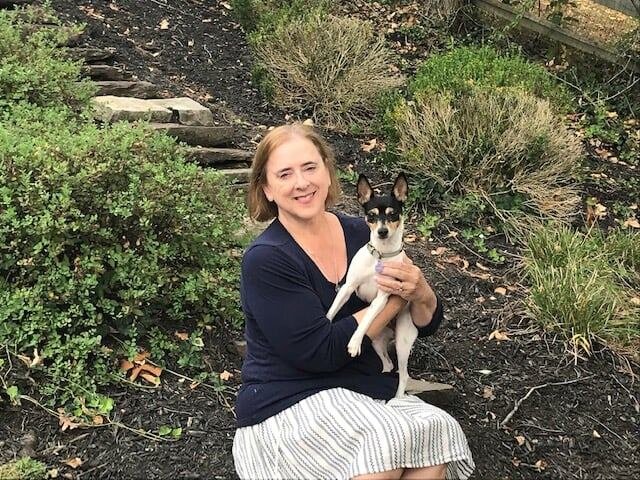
356 275 378 303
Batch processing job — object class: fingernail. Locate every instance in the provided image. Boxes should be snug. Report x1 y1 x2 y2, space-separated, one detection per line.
375 261 383 273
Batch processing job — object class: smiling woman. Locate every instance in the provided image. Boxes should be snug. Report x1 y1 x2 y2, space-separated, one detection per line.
233 123 474 480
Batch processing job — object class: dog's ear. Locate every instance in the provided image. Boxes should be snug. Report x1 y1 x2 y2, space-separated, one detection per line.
392 173 408 203
356 174 373 205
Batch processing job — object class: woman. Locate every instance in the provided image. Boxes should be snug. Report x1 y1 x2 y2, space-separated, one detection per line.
232 123 474 479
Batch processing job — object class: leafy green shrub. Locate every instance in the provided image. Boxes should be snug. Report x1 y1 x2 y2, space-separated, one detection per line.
232 0 329 34
250 12 402 129
0 105 244 407
408 45 571 109
386 87 582 236
0 6 95 110
0 457 47 480
523 225 640 354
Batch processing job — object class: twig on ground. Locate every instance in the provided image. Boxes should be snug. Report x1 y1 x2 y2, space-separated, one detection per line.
582 413 634 449
500 375 595 427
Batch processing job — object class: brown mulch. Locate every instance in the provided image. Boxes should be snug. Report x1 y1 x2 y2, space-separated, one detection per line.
1 1 639 479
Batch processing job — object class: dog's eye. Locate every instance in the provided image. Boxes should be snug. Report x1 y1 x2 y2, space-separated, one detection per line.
366 213 376 222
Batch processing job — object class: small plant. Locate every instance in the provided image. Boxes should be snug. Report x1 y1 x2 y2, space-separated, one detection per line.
0 457 47 480
417 213 441 238
158 425 183 438
231 0 329 34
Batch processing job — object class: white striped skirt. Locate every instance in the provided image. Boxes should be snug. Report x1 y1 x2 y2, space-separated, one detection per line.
233 387 475 479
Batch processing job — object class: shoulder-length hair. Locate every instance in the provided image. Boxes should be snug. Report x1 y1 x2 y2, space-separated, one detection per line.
247 123 341 222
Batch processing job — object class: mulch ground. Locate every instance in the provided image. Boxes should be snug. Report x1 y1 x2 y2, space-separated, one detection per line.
1 1 639 479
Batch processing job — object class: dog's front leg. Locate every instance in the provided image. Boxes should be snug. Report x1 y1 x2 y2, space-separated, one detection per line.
326 283 356 322
347 292 389 357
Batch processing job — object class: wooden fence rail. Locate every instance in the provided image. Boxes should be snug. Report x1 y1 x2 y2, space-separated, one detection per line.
473 0 640 72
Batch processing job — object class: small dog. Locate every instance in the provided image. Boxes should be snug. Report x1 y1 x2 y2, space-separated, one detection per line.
327 173 418 397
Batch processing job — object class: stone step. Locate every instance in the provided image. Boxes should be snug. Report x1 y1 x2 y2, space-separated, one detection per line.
93 81 159 99
185 147 253 166
147 98 213 126
92 96 173 124
406 378 457 408
67 47 116 63
81 64 129 81
218 168 252 184
150 123 235 147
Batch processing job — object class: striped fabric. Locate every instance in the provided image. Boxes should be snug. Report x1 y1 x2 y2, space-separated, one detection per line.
233 388 475 479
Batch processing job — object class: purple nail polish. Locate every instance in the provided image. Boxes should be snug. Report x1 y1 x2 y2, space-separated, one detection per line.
375 261 383 273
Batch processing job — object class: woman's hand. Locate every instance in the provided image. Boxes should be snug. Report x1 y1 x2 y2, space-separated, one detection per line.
375 255 438 328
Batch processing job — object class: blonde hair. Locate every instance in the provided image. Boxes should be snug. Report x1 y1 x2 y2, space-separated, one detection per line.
247 123 341 222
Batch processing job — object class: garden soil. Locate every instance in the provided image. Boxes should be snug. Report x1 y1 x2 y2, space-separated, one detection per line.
1 1 638 479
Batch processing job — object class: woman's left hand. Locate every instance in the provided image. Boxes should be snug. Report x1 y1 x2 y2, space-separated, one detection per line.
374 256 432 303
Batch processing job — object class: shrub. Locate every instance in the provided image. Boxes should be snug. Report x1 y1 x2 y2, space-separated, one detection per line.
386 88 582 236
408 45 571 109
250 13 402 129
523 225 640 355
0 6 95 110
0 457 47 480
0 105 245 407
232 0 329 34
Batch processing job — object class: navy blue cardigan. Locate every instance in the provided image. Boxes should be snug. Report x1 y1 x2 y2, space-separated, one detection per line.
235 213 443 427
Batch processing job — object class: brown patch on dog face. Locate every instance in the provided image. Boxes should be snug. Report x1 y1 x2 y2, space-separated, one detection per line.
385 219 401 234
385 207 395 215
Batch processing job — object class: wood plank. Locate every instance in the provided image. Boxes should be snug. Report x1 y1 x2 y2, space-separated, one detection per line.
67 47 116 63
473 0 640 72
592 0 639 17
150 123 235 147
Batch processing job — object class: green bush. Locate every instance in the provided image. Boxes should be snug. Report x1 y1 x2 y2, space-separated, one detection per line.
386 87 582 236
523 225 640 354
250 12 402 129
0 105 244 407
0 457 47 480
408 45 571 109
232 0 329 34
0 7 95 110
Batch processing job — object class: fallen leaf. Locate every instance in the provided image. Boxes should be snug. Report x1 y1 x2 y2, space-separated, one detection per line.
445 231 458 238
140 372 161 385
494 287 507 295
93 415 104 425
489 329 510 341
221 1 232 9
129 364 144 381
159 19 170 30
361 138 377 153
475 296 486 303
64 458 83 469
468 270 491 280
534 459 547 471
47 468 59 478
477 369 492 375
404 234 417 243
476 262 490 271
220 370 234 381
175 331 189 341
133 351 150 364
512 457 521 467
29 348 43 367
430 246 447 256
482 386 495 400
443 255 469 270
623 218 640 228
515 435 526 446
592 429 601 438
120 359 134 371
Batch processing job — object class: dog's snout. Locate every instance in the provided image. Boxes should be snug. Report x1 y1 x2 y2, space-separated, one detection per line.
377 226 389 238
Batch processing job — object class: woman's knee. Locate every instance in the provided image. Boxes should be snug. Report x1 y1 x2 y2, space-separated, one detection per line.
353 467 404 480
401 463 447 480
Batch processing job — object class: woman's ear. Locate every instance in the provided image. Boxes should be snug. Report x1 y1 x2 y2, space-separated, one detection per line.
263 184 273 202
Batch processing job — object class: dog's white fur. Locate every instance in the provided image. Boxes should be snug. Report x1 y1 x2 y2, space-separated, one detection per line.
326 185 418 397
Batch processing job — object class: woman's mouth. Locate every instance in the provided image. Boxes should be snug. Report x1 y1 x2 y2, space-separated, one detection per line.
294 191 315 204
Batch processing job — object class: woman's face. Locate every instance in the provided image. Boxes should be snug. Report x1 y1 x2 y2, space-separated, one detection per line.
262 135 332 224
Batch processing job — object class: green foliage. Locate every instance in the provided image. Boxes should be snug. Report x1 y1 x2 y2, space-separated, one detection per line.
232 0 330 34
0 105 245 408
0 457 47 480
416 213 440 238
407 45 571 109
523 225 640 354
0 6 95 111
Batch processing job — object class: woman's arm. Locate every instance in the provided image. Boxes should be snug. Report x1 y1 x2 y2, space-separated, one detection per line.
353 295 408 339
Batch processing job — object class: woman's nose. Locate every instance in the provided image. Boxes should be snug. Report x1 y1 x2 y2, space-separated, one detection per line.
293 170 310 188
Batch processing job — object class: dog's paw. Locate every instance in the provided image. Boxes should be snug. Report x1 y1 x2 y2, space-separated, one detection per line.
347 337 362 357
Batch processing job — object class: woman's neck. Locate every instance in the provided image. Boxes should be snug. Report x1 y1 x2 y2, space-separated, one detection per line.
279 212 330 240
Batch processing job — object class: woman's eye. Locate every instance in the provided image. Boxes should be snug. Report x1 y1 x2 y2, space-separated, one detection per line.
305 164 317 171
279 172 291 179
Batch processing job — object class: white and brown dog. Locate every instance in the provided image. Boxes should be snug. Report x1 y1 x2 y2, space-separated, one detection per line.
327 173 417 397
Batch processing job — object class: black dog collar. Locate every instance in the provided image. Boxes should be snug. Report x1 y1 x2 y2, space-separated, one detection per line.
366 242 404 259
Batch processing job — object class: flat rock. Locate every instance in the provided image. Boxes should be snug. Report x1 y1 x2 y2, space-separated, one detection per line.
150 123 235 147
81 64 128 81
218 168 251 184
67 47 116 63
406 378 458 408
92 96 173 123
185 147 253 165
93 81 159 99
147 97 214 126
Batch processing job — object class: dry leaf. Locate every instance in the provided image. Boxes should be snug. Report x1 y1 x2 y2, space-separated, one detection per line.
592 429 601 438
133 351 150 364
175 331 189 341
623 218 640 228
140 372 161 385
443 255 469 270
475 296 486 303
221 1 232 9
489 329 510 341
159 19 170 30
64 458 83 469
482 386 495 400
120 359 134 371
468 270 491 280
93 415 104 425
58 413 79 432
512 457 521 467
361 138 377 153
47 468 59 478
515 435 526 446
477 369 492 375
129 364 144 381
445 231 458 238
476 262 490 271
430 247 447 256
534 459 547 471
494 287 507 296
404 234 417 243
220 370 234 381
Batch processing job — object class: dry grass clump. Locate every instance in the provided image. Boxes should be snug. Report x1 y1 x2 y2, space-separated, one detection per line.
389 87 583 236
251 13 403 129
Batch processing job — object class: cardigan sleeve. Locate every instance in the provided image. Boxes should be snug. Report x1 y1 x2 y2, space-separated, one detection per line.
241 244 372 373
416 294 444 337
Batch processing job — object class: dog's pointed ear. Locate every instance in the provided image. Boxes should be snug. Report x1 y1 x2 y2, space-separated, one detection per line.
356 174 373 205
392 173 408 202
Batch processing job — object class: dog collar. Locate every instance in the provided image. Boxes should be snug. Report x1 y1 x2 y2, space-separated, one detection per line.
366 242 404 259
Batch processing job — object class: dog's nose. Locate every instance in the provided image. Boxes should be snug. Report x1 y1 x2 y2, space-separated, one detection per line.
378 227 389 238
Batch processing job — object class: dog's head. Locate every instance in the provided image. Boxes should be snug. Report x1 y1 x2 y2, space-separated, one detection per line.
357 173 408 240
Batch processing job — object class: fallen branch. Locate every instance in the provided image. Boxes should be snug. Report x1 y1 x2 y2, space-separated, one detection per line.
500 375 595 427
